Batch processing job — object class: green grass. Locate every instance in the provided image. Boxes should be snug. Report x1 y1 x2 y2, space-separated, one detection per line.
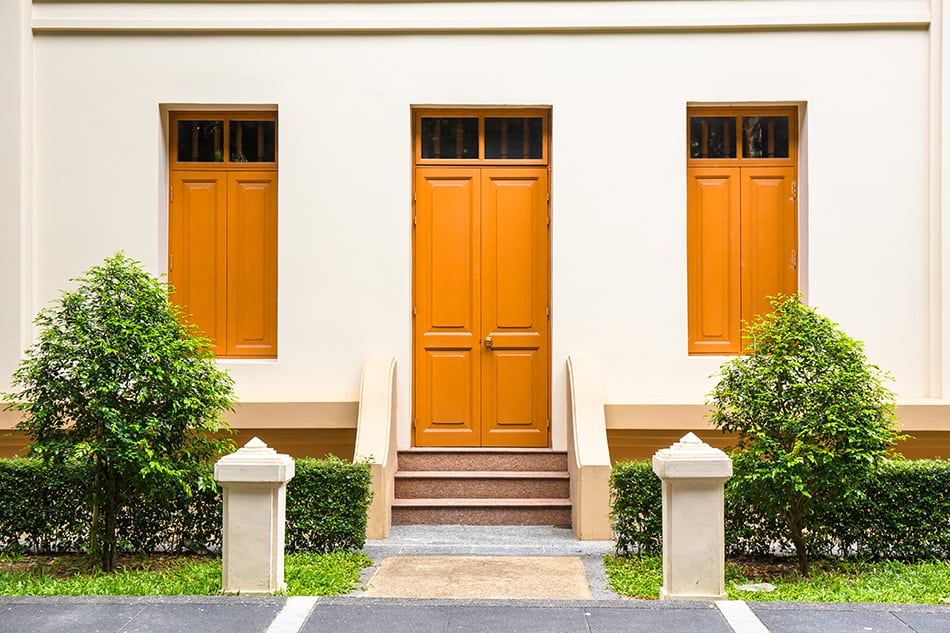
604 554 950 603
0 551 373 596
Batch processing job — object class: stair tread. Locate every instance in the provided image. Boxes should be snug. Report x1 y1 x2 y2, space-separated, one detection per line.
395 470 569 479
392 497 572 507
399 448 566 454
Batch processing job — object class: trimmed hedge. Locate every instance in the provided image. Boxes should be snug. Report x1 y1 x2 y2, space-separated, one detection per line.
0 456 372 555
610 458 950 560
610 461 662 556
286 456 372 553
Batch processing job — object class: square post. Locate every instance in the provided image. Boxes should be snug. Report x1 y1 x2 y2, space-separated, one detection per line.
652 433 732 600
214 437 295 594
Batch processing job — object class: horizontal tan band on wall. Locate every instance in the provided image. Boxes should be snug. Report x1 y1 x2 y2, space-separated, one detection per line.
605 400 950 432
0 402 359 431
226 402 358 429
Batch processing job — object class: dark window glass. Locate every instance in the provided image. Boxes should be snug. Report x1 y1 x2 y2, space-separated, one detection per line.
177 120 224 162
229 120 276 163
742 116 789 158
689 117 737 159
421 118 479 159
485 117 543 159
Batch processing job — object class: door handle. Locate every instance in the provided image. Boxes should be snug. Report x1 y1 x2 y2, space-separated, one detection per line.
483 336 494 349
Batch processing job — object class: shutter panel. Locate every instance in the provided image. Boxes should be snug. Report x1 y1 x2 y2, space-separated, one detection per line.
687 167 741 354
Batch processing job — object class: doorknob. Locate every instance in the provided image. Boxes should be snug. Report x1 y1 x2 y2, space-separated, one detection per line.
483 336 494 349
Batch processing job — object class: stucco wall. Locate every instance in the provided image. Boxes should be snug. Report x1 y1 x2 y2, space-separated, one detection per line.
6 1 937 450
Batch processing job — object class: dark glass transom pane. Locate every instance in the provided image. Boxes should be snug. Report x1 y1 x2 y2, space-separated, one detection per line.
485 117 543 159
229 121 276 163
690 116 737 159
421 118 479 159
177 120 224 162
742 116 789 158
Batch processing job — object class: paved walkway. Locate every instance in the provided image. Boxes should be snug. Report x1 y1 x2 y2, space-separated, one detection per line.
2 526 949 633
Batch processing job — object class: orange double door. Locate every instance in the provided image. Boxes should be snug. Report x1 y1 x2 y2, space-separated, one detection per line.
413 167 550 447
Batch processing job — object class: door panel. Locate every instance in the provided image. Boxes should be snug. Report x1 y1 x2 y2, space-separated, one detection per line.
415 168 481 446
413 167 549 447
169 171 228 351
687 167 741 354
481 169 549 447
227 172 278 357
740 166 798 327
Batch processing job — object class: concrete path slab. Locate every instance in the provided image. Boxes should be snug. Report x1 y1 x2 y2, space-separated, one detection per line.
361 556 592 600
751 604 919 633
0 597 285 633
300 603 454 633
586 604 733 633
892 611 950 633
0 602 144 633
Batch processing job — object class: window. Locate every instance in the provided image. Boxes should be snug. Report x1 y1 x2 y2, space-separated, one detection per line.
687 106 798 354
168 111 277 358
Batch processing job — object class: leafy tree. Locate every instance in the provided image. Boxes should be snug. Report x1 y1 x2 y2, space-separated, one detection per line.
709 294 902 574
4 253 234 571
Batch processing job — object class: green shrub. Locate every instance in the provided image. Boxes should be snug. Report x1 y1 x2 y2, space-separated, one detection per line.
709 295 902 574
609 460 661 556
286 456 372 553
0 455 373 556
610 458 950 562
831 459 950 560
4 253 235 571
0 458 88 554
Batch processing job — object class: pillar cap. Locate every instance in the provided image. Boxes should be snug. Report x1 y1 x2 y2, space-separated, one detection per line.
652 433 733 480
214 437 295 484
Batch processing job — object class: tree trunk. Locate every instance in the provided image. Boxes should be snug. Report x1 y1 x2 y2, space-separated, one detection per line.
785 496 810 576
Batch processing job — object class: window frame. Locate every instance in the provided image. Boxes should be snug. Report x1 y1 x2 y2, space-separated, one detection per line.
686 105 800 356
168 109 278 360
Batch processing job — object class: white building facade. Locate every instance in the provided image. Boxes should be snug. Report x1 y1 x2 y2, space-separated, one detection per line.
2 0 949 463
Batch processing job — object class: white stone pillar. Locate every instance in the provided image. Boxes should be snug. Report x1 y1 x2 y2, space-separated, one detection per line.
214 437 295 594
652 432 732 601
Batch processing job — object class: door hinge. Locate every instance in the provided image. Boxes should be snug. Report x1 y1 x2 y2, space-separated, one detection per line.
412 418 416 431
413 215 417 226
790 249 798 270
168 254 173 272
791 181 798 201
412 306 417 317
546 192 550 203
169 185 173 203
546 306 550 318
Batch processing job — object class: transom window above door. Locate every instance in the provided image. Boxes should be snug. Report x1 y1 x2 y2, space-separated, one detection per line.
688 109 794 163
172 113 277 168
414 108 550 165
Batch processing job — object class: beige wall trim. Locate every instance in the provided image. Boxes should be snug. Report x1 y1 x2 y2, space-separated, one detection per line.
605 400 950 432
31 1 930 34
353 355 398 540
565 355 612 541
225 402 358 430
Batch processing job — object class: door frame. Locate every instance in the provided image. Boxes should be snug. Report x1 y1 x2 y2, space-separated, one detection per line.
410 106 553 448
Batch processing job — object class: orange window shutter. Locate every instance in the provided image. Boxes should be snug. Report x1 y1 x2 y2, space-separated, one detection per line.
226 172 278 358
740 166 798 328
687 167 741 354
168 171 228 351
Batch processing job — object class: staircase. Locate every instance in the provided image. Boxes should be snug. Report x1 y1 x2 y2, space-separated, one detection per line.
391 448 572 526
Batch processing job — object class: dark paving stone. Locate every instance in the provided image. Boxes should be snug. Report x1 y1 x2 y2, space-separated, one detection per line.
0 603 144 633
752 608 915 633
586 605 732 633
892 611 950 633
448 606 589 632
118 603 282 633
302 604 454 633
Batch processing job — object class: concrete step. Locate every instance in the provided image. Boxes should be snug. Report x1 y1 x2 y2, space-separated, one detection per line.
397 449 568 472
394 470 570 499
391 497 572 527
